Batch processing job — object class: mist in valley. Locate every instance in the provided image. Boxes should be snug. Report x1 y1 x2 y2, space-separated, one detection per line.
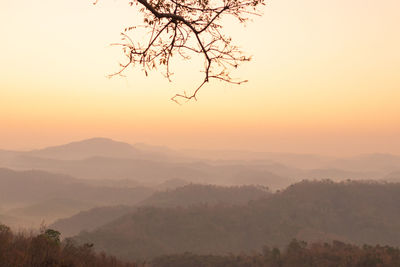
1 137 400 262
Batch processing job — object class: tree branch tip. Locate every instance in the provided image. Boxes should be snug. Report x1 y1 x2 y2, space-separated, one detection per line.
104 0 262 103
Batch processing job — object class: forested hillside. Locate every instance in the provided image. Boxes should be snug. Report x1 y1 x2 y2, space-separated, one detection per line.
139 184 271 207
50 184 271 237
75 180 400 260
50 205 133 238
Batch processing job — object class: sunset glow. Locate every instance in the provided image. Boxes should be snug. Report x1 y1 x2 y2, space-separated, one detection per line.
1 0 399 154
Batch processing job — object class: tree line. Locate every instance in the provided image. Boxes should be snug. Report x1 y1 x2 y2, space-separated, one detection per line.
2 224 400 267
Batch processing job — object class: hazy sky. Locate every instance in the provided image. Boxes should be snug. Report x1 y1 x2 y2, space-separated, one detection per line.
0 0 399 155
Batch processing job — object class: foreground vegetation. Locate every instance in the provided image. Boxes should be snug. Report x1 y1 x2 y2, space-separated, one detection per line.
0 225 137 267
2 224 400 267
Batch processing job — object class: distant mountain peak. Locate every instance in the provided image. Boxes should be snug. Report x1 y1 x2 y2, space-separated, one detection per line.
58 137 131 147
76 137 117 143
28 137 139 160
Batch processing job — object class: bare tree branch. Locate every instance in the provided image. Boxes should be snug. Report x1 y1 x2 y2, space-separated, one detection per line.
95 0 265 103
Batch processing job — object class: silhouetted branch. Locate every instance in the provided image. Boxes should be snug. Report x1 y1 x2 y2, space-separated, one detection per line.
95 0 265 103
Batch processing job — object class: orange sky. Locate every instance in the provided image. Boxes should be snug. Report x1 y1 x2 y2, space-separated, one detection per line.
0 0 399 155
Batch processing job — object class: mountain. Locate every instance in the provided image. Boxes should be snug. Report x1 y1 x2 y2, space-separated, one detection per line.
50 205 133 237
74 180 400 260
5 198 95 227
298 168 379 180
181 150 335 169
0 168 78 205
0 138 395 188
0 168 154 206
28 137 144 160
50 184 271 237
0 168 154 228
8 156 208 182
155 178 189 191
139 184 271 207
0 150 22 165
132 142 183 159
1 153 295 188
327 153 400 173
0 138 396 198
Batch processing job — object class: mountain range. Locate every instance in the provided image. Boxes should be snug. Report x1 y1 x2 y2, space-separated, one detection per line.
1 137 399 231
1 137 397 186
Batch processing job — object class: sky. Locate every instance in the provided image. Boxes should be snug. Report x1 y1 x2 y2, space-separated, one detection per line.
0 0 399 155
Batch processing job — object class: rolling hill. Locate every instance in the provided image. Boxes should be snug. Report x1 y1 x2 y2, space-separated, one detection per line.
0 168 154 206
50 184 271 237
0 168 154 228
74 180 400 260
